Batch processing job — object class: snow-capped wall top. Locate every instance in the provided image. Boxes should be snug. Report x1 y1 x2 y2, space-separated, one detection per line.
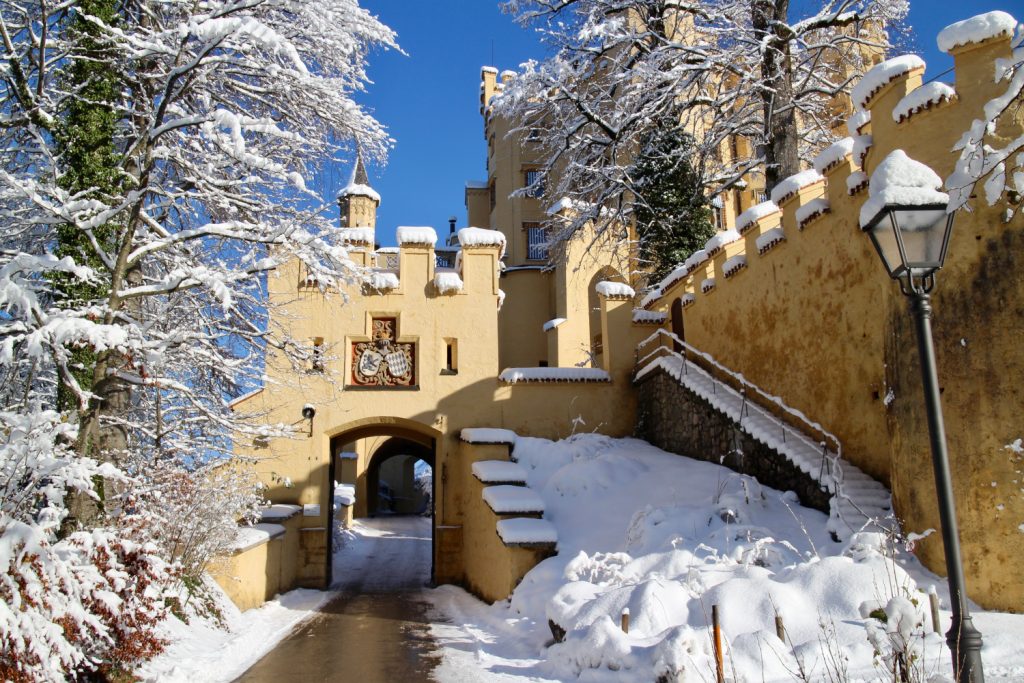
847 109 871 135
847 171 869 194
338 227 373 244
460 427 518 444
498 367 611 383
500 69 517 80
892 82 956 122
632 309 667 324
813 137 856 175
337 183 381 203
433 270 464 294
466 179 489 189
458 227 507 258
595 281 635 299
704 229 741 254
851 55 926 111
795 198 830 227
736 201 781 233
859 150 949 229
547 197 576 215
769 169 824 205
756 227 787 252
937 11 1018 53
481 66 498 75
543 317 567 332
368 270 399 291
396 226 437 246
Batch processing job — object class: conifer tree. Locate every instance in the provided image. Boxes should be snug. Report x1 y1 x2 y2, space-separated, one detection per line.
633 126 716 285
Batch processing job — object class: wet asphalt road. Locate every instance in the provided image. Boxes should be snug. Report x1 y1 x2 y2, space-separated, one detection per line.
235 516 440 682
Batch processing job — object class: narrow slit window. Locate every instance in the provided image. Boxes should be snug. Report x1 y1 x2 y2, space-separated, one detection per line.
443 338 458 375
311 337 325 373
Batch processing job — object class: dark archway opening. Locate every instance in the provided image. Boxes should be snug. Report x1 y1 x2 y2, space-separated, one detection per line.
328 427 437 588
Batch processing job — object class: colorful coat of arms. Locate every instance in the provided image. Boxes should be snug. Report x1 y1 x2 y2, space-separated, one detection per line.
350 318 415 387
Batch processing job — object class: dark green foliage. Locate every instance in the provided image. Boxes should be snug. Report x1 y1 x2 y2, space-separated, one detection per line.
632 125 716 285
53 0 123 410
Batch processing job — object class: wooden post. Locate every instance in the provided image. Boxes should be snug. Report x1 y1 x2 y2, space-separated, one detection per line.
621 607 630 634
712 604 725 683
775 614 785 642
929 590 942 634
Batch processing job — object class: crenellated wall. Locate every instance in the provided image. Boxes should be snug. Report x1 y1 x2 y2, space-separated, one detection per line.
640 25 1024 610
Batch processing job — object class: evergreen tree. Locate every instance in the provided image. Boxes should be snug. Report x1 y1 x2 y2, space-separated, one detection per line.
632 126 716 285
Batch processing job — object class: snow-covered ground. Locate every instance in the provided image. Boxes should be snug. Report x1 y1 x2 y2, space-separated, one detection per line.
427 435 1024 682
140 435 1024 682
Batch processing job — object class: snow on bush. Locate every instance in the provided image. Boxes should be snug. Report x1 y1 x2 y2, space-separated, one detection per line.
937 11 1018 53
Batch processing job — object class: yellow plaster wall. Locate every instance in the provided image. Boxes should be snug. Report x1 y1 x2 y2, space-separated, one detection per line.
646 33 1024 610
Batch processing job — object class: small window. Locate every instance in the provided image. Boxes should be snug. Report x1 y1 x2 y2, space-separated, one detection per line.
311 337 324 373
489 180 496 211
712 206 725 231
442 338 458 375
523 168 545 198
524 222 550 260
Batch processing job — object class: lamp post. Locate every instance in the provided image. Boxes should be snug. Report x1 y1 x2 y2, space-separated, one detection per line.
860 151 984 683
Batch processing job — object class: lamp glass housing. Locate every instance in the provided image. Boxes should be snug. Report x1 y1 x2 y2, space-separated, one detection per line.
863 204 953 279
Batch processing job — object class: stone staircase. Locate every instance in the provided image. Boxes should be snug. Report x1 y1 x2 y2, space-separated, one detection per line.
636 333 895 541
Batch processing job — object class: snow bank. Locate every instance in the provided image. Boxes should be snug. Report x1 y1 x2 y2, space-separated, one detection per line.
496 518 558 545
458 227 506 258
937 11 1018 53
769 169 824 205
859 150 949 229
595 281 635 298
396 226 437 246
851 55 926 111
736 201 780 233
433 270 463 294
460 428 517 444
338 227 373 244
813 137 855 174
482 485 545 514
472 460 528 484
499 367 611 383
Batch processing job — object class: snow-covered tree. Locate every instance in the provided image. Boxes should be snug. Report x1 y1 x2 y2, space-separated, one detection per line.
498 0 907 244
0 0 397 676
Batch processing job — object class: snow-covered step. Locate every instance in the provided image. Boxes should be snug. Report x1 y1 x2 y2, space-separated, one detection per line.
472 460 527 485
483 485 545 514
496 518 558 547
638 353 897 541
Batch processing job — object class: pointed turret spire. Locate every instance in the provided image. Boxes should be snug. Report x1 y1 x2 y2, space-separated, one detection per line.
338 146 380 230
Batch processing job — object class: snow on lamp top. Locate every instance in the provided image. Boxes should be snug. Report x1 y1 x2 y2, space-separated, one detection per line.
458 227 507 258
396 226 438 246
937 11 1018 53
859 150 949 230
851 55 926 111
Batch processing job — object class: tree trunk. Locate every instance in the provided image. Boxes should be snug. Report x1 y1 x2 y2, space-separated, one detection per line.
752 0 801 192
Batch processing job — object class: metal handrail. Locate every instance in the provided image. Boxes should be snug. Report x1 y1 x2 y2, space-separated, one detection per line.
635 329 843 486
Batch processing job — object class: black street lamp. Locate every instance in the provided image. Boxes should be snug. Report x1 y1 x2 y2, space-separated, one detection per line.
860 151 984 683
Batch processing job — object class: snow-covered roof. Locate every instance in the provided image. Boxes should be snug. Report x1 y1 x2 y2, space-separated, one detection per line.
851 55 926 111
396 226 437 246
813 137 856 175
498 368 611 384
937 11 1018 53
434 270 464 294
458 227 507 258
543 317 567 332
339 227 374 244
769 170 824 205
496 517 558 545
482 485 545 514
472 460 528 484
795 198 830 229
460 427 518 445
892 82 956 122
859 150 949 229
736 201 780 234
595 281 635 299
632 309 667 325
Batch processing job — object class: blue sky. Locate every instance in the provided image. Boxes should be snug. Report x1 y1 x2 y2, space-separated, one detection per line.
335 1 1016 247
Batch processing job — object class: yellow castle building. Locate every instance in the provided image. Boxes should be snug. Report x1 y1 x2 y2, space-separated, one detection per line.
217 12 1023 615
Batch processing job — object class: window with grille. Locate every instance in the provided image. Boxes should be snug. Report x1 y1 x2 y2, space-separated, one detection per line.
523 169 545 198
525 222 549 260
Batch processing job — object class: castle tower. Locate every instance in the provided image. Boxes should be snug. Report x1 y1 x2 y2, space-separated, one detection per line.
337 152 380 230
